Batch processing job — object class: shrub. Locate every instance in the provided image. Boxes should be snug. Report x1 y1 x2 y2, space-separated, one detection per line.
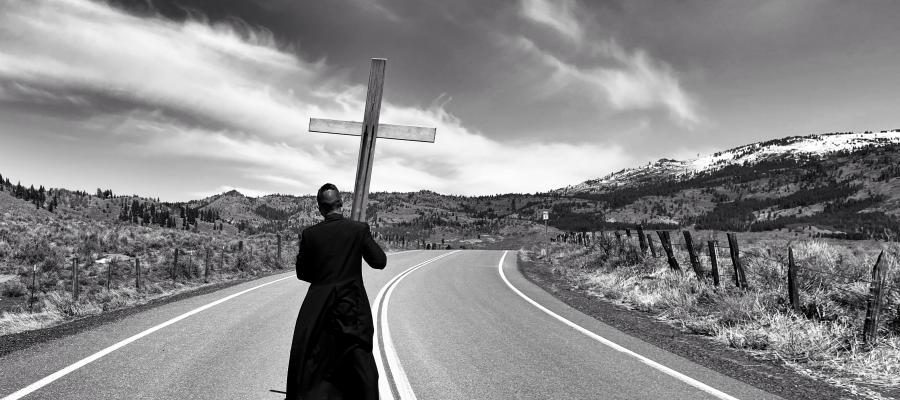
42 291 102 318
1 280 27 297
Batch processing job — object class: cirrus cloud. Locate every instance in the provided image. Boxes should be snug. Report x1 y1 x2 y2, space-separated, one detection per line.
520 0 583 42
514 0 702 126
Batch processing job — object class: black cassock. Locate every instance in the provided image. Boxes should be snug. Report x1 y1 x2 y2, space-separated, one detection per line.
287 213 387 399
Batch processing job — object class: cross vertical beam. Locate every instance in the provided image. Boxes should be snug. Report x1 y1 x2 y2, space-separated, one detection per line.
351 59 386 222
309 58 436 223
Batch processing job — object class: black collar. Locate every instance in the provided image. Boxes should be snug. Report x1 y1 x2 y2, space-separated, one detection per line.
324 213 343 222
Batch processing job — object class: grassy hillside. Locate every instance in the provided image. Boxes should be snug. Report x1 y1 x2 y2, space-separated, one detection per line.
0 187 290 335
555 139 900 239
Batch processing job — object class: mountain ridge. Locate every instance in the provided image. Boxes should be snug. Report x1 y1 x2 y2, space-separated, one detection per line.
3 128 900 240
564 129 900 195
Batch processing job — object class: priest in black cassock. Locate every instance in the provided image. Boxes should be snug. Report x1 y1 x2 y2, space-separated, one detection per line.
286 183 387 399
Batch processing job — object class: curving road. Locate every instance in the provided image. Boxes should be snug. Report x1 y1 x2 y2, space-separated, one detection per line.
0 250 779 399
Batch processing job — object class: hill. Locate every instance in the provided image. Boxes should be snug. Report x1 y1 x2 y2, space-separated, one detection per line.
0 174 553 253
3 128 900 251
552 129 900 239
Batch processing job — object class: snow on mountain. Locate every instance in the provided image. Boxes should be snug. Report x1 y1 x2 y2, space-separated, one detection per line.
689 129 900 171
565 129 900 194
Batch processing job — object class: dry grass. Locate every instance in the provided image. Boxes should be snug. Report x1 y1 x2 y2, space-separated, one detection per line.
524 236 900 396
0 205 292 336
0 308 62 336
0 263 287 336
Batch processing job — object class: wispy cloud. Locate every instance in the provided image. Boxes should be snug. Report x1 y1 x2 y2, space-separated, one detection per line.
0 0 633 198
514 0 702 126
520 0 583 41
348 0 402 22
505 36 701 126
0 0 332 140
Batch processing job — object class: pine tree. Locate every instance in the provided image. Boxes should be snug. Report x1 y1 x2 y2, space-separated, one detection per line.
119 200 128 221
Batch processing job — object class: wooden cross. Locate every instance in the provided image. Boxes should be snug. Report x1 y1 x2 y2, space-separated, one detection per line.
309 58 436 222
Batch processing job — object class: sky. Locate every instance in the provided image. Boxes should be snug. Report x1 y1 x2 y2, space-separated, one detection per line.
1 0 899 201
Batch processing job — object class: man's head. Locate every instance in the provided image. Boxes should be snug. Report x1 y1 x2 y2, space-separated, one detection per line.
317 183 343 216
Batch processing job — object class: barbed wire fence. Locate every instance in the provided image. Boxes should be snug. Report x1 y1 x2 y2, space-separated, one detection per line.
18 234 294 316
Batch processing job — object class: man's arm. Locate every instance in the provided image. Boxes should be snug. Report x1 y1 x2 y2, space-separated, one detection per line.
296 232 311 282
361 223 387 270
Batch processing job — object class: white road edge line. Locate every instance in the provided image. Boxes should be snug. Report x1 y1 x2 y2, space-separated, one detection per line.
1 274 295 400
496 251 741 400
373 252 445 400
372 250 460 400
373 254 442 400
381 251 460 400
372 253 432 399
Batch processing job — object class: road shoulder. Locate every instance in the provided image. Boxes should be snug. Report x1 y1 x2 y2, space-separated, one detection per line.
512 253 859 400
0 269 292 358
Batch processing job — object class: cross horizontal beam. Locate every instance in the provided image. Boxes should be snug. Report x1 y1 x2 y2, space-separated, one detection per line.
309 118 436 143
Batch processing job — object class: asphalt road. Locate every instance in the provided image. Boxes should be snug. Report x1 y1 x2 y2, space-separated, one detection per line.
0 250 780 399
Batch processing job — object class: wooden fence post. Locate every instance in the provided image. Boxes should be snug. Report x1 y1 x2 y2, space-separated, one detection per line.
72 258 79 301
221 246 226 272
173 248 179 283
708 241 720 287
135 258 141 290
29 264 37 313
656 231 680 271
205 247 211 282
682 231 703 280
615 231 622 245
787 247 799 312
726 233 747 288
637 225 647 254
862 251 887 344
107 260 114 291
647 234 657 257
277 234 282 266
625 228 631 237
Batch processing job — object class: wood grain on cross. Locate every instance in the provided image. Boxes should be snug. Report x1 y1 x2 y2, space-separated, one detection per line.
309 58 436 222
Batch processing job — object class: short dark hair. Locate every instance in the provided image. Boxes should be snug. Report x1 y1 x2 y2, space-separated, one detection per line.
317 183 342 213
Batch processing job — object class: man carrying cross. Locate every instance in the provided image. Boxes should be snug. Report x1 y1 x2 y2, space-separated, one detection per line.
285 59 435 399
285 183 385 399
